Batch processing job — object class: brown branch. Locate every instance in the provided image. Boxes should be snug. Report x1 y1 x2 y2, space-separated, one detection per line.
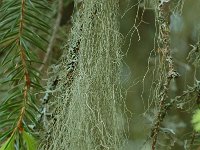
10 0 30 135
151 1 180 150
17 0 28 133
39 0 63 72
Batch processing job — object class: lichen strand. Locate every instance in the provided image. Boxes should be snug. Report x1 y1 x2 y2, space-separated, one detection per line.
41 0 125 150
151 1 179 150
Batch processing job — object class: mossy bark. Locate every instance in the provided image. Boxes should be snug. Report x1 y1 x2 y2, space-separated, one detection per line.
40 0 125 150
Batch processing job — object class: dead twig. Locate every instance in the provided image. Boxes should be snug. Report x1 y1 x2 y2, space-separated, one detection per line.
39 0 63 72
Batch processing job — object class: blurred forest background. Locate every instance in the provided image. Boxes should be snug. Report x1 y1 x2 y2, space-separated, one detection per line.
0 0 200 150
120 0 200 149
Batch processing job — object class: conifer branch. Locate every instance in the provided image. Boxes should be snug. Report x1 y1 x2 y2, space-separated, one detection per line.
14 0 30 133
151 1 180 149
0 0 50 148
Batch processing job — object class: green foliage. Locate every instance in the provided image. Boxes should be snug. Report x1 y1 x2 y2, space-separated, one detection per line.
192 109 200 131
0 0 50 149
0 134 14 150
23 131 37 150
0 131 37 150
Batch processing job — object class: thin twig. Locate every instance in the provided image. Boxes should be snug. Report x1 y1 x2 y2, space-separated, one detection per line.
39 0 63 72
151 1 180 149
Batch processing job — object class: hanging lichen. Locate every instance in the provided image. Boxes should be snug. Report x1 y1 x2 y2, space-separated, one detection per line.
150 0 180 149
39 0 126 149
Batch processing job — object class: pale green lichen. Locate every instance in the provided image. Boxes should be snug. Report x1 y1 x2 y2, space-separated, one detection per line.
40 0 126 149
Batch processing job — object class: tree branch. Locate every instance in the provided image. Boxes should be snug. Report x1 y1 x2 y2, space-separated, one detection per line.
39 0 63 72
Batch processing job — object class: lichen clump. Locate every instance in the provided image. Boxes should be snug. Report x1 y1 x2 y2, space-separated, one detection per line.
41 0 126 149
